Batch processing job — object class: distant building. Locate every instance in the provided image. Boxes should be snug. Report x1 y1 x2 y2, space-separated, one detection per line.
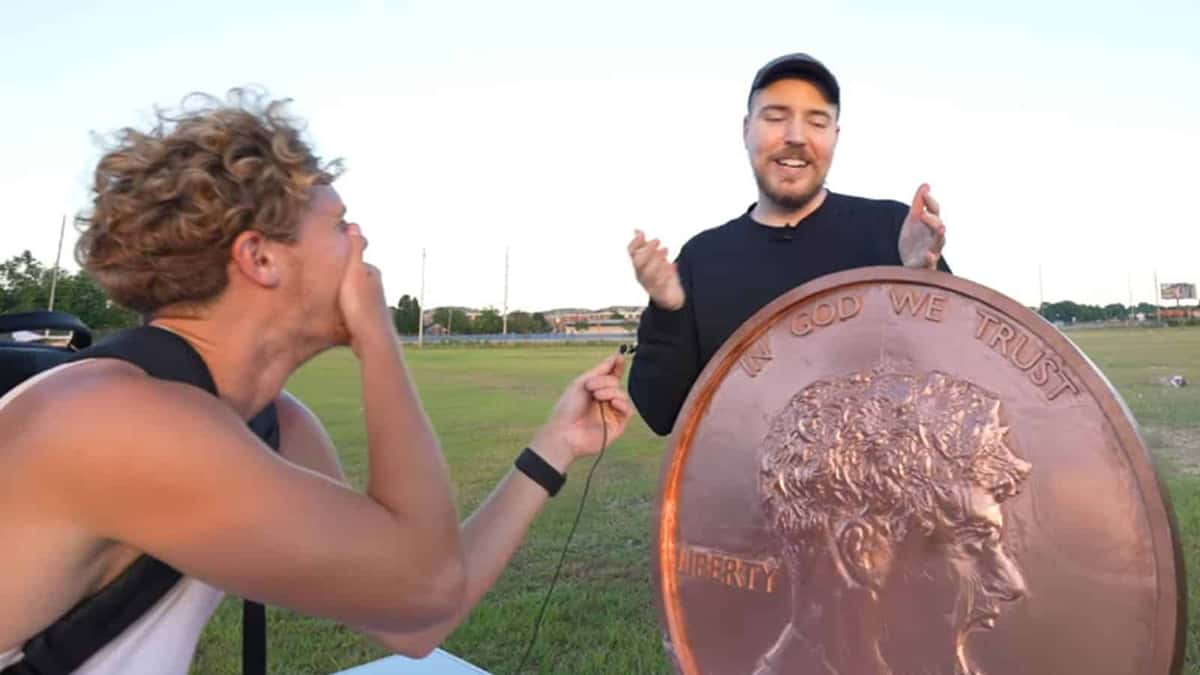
417 304 642 334
543 306 642 333
561 318 634 335
1159 307 1200 319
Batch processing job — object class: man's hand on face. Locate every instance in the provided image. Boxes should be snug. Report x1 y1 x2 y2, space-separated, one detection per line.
337 223 395 353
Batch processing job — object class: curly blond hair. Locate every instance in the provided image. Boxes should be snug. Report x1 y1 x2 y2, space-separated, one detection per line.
74 88 343 315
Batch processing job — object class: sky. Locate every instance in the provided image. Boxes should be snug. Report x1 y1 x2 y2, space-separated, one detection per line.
1 0 1197 313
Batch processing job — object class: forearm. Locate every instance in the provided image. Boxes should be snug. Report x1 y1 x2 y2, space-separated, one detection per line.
628 302 699 436
357 330 461 563
364 461 560 656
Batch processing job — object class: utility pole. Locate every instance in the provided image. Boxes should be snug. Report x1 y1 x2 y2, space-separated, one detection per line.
1127 272 1134 321
1153 270 1161 323
47 215 66 312
418 248 426 348
502 246 509 335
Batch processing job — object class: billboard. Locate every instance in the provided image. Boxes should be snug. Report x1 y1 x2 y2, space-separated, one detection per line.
1160 283 1196 300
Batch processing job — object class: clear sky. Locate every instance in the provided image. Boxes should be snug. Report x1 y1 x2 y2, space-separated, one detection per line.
2 0 1197 312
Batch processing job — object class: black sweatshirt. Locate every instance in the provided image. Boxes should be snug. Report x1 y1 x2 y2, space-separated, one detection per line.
627 191 952 436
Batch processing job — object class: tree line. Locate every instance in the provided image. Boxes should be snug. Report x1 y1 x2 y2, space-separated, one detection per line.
2 251 1188 333
392 295 554 335
0 252 558 335
1036 300 1164 324
0 251 140 329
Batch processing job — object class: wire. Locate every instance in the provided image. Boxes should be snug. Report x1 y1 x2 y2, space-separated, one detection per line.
513 402 610 674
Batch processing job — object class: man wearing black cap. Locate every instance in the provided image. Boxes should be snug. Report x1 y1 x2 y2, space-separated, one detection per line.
626 53 950 436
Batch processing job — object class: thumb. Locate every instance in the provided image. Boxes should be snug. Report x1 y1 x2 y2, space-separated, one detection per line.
609 354 627 378
909 183 929 217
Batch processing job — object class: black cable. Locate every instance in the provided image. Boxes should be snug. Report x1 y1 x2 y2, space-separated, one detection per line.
513 402 610 674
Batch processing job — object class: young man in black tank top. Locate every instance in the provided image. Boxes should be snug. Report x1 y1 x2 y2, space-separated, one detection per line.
626 53 951 436
0 89 633 672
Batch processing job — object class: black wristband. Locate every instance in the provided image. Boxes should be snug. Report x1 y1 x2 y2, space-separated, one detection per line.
515 447 566 497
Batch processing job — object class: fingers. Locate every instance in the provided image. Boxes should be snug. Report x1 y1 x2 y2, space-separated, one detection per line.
629 230 670 270
589 387 625 402
346 222 368 258
924 190 940 216
631 238 666 271
584 374 621 392
580 354 625 381
640 252 674 285
593 389 633 417
909 183 930 216
627 229 645 255
919 210 945 236
601 395 633 418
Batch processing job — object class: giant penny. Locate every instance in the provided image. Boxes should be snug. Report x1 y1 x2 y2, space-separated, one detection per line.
652 267 1186 675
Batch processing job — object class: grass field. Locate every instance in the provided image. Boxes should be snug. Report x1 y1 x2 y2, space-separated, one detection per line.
191 328 1200 675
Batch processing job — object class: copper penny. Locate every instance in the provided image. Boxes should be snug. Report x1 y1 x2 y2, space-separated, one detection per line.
652 267 1186 675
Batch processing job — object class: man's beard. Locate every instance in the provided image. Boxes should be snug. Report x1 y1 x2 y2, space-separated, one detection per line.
753 167 825 212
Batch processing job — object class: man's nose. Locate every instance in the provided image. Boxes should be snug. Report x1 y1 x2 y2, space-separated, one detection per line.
783 119 808 145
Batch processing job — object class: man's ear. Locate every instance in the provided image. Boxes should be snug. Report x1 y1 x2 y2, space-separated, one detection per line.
229 230 282 288
836 519 891 590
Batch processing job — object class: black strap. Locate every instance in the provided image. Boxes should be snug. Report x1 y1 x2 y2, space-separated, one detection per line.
4 558 181 675
241 403 279 675
3 326 277 675
515 447 567 497
242 601 266 675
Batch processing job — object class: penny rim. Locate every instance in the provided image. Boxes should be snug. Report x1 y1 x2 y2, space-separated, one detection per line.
650 266 1186 675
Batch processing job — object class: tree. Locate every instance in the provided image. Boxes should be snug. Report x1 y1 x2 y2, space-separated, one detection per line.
1102 303 1128 320
506 311 534 334
54 271 139 329
0 252 138 330
609 311 624 320
474 308 503 334
393 294 422 335
530 312 551 333
0 250 49 314
432 307 471 334
1039 300 1126 324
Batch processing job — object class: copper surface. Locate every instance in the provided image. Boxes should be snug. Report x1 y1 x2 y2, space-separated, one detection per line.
652 267 1186 675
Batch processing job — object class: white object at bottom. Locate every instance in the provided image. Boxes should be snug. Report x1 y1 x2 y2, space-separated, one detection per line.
332 649 491 675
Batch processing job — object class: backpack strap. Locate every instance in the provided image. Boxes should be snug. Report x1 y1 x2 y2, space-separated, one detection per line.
2 326 277 675
241 403 277 675
3 558 182 675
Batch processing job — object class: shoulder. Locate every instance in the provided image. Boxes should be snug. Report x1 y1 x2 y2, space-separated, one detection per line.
15 357 277 470
825 191 907 223
9 359 258 509
18 359 238 445
678 211 753 258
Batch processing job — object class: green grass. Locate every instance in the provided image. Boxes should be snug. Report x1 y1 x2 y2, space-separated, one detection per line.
191 332 1200 674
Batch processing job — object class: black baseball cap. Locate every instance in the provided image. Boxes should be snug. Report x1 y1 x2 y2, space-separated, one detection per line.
748 53 840 108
